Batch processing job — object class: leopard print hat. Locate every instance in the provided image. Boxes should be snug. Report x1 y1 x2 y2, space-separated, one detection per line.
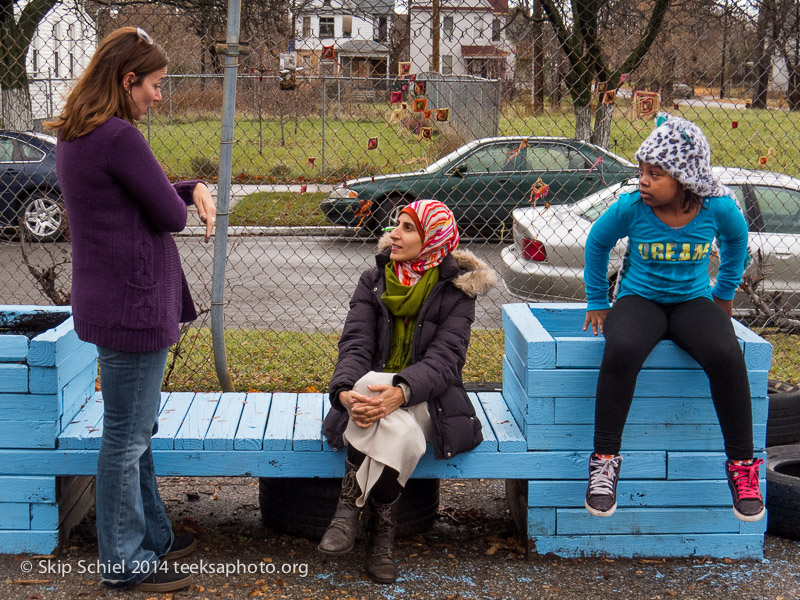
635 113 732 198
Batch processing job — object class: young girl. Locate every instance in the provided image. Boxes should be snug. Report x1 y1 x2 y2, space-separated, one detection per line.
319 199 495 583
582 115 764 522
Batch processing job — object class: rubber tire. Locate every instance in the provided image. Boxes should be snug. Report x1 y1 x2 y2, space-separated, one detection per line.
766 444 800 540
766 380 800 447
259 477 439 541
370 195 409 236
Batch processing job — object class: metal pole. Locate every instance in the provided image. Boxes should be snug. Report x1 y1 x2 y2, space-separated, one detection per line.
210 0 240 392
168 76 173 125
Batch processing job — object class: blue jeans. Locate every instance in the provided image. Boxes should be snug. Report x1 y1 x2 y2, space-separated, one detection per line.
96 345 173 588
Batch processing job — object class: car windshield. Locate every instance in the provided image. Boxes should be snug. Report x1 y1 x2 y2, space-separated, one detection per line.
423 139 487 173
575 180 638 222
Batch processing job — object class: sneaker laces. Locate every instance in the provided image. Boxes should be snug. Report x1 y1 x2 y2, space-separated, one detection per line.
728 459 764 500
588 455 621 496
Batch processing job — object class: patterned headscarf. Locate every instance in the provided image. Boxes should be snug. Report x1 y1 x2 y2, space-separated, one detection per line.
635 113 732 198
394 199 459 286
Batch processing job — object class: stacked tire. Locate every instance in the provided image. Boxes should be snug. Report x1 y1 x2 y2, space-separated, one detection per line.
766 380 800 540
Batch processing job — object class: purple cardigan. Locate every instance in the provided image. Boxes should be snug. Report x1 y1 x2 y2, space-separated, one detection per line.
57 117 200 352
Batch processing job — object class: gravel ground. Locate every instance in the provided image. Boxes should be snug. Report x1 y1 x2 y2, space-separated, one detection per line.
2 477 799 600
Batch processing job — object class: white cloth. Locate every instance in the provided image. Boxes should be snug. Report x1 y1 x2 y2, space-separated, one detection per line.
343 371 433 507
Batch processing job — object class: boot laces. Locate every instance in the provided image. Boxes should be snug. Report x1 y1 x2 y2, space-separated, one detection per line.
588 455 621 496
729 459 763 500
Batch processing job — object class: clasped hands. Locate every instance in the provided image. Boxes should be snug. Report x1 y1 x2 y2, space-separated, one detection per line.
339 385 405 428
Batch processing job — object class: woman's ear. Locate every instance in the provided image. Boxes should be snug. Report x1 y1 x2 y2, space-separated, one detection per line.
122 72 137 91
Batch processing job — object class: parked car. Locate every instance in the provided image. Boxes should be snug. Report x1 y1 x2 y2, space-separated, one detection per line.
0 130 64 242
320 136 637 234
672 82 694 99
501 167 800 311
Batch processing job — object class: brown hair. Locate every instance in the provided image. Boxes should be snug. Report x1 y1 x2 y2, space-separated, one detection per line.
681 187 704 214
45 27 167 141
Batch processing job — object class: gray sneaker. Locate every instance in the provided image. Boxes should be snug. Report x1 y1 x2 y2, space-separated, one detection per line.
585 453 623 517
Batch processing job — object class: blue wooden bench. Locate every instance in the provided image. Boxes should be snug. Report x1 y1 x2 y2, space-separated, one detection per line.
502 302 771 560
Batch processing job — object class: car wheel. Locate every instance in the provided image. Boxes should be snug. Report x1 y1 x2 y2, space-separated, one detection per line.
21 191 65 243
372 195 410 236
766 445 800 540
767 380 800 447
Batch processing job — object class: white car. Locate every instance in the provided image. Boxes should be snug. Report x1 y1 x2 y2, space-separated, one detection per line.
501 167 800 311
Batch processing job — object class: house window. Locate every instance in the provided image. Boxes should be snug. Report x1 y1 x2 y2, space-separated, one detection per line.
374 16 388 42
442 54 453 75
342 16 352 38
443 16 453 41
302 16 311 38
69 53 75 77
31 49 38 74
53 22 62 41
473 16 483 37
319 17 334 37
54 52 59 77
492 17 501 42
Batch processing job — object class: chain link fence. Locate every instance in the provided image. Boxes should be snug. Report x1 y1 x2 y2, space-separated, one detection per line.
1 0 799 392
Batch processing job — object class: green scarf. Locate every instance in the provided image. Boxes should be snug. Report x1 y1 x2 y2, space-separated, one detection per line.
382 264 439 372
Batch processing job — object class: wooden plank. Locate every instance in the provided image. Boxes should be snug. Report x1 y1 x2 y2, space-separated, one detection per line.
732 319 774 371
0 393 57 421
0 421 57 449
234 393 271 450
30 503 59 530
57 393 104 450
263 393 297 451
0 503 31 529
0 364 28 393
0 335 28 362
668 451 768 480
293 393 324 452
524 368 769 399
556 507 747 535
525 423 767 452
0 531 58 554
527 507 556 536
478 392 526 452
530 533 764 559
501 357 527 429
546 396 769 426
174 392 220 450
503 332 529 390
528 302 587 335
28 316 85 367
555 337 712 370
152 392 195 450
516 451 665 479
467 393 497 452
502 303 556 369
59 360 97 430
29 344 97 395
527 480 734 508
322 399 338 452
0 476 55 502
204 392 247 450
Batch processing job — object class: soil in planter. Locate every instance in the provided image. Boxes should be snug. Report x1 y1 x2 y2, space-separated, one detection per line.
0 312 70 339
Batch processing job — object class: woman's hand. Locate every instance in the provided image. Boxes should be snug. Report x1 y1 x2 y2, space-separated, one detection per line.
338 386 405 428
583 309 610 336
192 182 216 243
713 295 733 317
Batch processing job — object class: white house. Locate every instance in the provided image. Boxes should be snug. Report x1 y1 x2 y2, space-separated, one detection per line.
409 0 513 79
26 3 97 120
293 0 393 79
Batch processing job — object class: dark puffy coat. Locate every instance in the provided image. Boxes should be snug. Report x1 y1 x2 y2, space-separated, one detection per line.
323 237 497 460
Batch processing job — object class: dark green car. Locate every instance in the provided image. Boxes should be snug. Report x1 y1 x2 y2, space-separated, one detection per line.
320 136 637 234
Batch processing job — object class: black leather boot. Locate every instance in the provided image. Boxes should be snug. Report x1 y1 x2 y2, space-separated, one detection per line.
365 495 400 584
318 460 362 555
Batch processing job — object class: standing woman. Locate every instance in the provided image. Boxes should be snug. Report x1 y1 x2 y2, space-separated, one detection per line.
320 200 496 583
47 27 215 592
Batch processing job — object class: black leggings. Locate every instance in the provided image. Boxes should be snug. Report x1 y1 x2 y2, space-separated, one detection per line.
593 295 754 460
347 446 403 504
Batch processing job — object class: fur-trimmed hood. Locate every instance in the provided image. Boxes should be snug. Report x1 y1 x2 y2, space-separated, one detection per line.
377 232 497 298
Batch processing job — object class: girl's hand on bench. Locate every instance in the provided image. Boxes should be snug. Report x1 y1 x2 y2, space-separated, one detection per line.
584 309 610 336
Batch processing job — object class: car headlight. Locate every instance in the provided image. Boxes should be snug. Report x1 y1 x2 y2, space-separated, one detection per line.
327 187 359 200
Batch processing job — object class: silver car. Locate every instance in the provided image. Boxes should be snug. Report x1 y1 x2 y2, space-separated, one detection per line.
501 167 800 310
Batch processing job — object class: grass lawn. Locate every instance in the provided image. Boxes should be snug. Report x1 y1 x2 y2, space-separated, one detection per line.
165 326 796 393
229 192 330 227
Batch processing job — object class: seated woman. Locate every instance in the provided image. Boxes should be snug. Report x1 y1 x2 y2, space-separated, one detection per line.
319 199 496 583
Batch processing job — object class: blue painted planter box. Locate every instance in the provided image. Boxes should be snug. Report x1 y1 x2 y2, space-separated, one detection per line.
0 306 97 554
502 302 771 560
